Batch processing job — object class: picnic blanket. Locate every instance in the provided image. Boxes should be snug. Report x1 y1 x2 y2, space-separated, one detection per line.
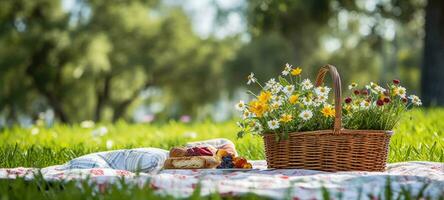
1 161 443 199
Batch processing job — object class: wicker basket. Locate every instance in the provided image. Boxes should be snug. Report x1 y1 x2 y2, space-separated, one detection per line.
263 64 393 172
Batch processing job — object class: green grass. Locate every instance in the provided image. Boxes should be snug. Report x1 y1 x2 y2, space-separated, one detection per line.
0 109 443 168
0 109 443 199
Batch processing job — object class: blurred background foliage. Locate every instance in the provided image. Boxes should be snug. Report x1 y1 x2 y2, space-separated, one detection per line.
0 0 443 126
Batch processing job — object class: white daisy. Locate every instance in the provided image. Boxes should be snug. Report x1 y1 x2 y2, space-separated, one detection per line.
282 85 295 96
272 95 284 105
301 79 313 90
395 86 407 98
235 100 246 111
360 100 371 109
265 78 277 90
247 73 256 85
408 95 422 106
270 84 283 94
314 86 331 96
374 86 386 94
314 94 328 106
299 110 313 121
270 102 281 111
267 120 280 130
253 122 263 132
242 110 253 119
282 63 292 76
301 96 313 106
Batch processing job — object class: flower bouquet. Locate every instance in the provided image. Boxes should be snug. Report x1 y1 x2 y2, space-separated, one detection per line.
235 64 421 171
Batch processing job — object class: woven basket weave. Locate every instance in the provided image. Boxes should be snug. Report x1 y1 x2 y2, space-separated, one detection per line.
263 64 393 172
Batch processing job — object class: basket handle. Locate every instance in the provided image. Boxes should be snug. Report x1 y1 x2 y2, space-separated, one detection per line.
315 64 342 134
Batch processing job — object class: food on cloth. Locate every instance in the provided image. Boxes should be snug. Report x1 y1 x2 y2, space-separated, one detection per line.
169 147 188 157
216 150 252 169
164 156 220 169
164 147 252 169
186 147 213 156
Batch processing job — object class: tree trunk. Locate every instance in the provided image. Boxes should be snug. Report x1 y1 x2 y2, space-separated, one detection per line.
111 81 153 122
94 75 112 122
25 41 70 123
421 0 444 106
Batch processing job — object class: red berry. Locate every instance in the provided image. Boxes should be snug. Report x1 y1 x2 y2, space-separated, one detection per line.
345 97 352 104
393 79 400 85
354 90 360 95
376 99 384 106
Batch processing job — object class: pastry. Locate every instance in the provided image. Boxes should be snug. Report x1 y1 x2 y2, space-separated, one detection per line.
163 156 221 169
169 147 188 157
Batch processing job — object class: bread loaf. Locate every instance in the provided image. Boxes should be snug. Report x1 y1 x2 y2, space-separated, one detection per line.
163 156 221 169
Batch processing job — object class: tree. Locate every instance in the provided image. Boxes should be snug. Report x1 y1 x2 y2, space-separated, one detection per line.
223 0 425 95
0 0 237 124
421 0 444 106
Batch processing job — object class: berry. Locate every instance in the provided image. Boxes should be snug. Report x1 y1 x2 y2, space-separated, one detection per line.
345 97 352 104
393 79 400 85
226 163 234 168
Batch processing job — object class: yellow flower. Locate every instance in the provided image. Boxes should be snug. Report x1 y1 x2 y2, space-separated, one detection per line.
258 91 272 103
289 95 299 104
321 105 335 118
345 105 351 112
279 114 293 123
291 67 302 76
248 100 268 117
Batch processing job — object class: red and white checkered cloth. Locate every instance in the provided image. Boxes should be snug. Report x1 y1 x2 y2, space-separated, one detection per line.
1 161 443 199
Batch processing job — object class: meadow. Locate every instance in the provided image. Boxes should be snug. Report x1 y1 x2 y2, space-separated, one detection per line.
0 109 443 199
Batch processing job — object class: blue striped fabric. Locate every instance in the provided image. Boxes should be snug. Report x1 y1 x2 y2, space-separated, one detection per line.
60 139 234 174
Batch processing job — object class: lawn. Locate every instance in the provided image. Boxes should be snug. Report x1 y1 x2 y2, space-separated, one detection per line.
0 108 443 199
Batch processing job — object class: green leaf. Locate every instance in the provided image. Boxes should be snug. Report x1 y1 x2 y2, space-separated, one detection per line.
278 76 290 86
237 131 245 139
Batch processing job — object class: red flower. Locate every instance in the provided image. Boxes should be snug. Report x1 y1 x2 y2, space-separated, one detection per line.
376 99 384 106
345 97 352 104
361 90 368 95
353 90 360 95
383 97 391 103
393 79 400 85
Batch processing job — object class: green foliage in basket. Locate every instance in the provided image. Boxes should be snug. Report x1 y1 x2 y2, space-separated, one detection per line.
343 80 421 130
235 64 422 140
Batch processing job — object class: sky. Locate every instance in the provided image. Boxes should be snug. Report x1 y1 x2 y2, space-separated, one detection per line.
167 0 246 38
62 0 246 39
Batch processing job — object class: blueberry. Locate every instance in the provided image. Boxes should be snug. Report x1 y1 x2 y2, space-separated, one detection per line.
222 156 232 161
